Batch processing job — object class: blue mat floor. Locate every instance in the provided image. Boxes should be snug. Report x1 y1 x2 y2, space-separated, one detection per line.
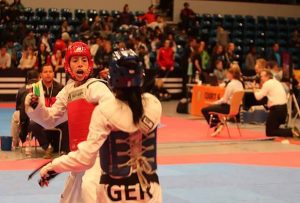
0 164 300 203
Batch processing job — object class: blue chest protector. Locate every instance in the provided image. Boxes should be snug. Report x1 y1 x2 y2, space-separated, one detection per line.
100 128 157 177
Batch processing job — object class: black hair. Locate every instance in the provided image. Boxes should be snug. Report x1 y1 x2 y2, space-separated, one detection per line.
39 63 55 73
26 69 39 84
115 87 144 125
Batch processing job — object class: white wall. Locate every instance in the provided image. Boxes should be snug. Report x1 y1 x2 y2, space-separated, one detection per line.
174 0 300 23
7 0 151 12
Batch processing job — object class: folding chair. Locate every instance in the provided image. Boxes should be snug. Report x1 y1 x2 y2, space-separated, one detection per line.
208 91 245 137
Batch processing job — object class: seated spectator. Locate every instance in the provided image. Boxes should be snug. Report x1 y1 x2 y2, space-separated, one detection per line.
213 59 226 83
60 20 71 35
291 29 300 50
253 69 299 138
0 46 11 69
119 4 134 28
40 31 51 53
51 49 65 72
94 39 112 70
90 15 102 36
9 0 24 13
157 39 174 75
139 5 159 30
180 2 195 31
18 45 37 70
201 64 244 137
78 18 91 40
243 58 267 84
10 69 39 148
267 42 282 67
36 42 51 71
90 37 104 59
210 44 225 71
245 46 257 73
28 64 68 158
22 30 36 50
216 26 229 48
53 32 71 55
5 40 16 67
224 42 237 69
267 60 283 81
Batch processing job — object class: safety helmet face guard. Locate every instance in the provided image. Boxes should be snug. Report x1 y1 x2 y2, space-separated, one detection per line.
109 49 143 88
65 42 94 81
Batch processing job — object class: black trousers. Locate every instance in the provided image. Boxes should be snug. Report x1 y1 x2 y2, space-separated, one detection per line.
266 104 293 137
201 104 230 128
28 121 69 152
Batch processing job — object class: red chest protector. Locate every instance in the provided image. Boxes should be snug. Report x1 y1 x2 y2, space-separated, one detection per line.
67 99 96 151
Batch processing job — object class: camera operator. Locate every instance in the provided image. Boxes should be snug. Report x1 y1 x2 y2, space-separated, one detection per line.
252 69 300 138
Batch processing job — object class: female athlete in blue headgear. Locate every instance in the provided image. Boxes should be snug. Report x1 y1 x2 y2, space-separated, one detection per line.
40 49 162 203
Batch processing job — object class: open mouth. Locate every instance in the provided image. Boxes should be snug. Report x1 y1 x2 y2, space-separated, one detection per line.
76 69 84 76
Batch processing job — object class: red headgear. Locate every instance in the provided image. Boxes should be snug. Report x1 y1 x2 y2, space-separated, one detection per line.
64 42 94 80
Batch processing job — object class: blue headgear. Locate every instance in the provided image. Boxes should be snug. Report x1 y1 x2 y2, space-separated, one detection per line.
109 49 143 88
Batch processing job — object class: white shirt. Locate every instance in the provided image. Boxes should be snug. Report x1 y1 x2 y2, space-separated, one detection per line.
254 79 287 107
215 79 244 105
0 52 11 68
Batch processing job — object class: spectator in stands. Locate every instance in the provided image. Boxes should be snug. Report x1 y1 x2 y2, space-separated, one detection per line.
0 46 11 69
36 43 51 71
18 45 37 70
139 5 157 29
157 39 174 75
199 40 210 72
210 44 225 71
119 4 134 28
243 58 267 84
180 2 195 31
28 64 68 158
51 49 65 72
216 26 229 48
78 18 91 40
202 64 244 137
100 21 113 39
90 36 103 59
9 0 24 17
90 15 102 36
267 60 283 81
10 69 39 149
40 31 51 53
267 42 282 67
94 39 112 71
224 42 237 69
245 46 257 72
166 33 177 53
5 40 16 68
60 20 72 35
291 29 300 50
22 30 36 50
53 32 71 55
213 59 226 83
253 69 300 138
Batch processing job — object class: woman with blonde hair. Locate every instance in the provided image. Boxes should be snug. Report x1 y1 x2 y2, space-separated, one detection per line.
201 63 244 136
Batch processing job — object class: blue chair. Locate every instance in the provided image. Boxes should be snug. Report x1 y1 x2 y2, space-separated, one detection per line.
266 39 275 47
257 16 266 25
54 16 64 26
111 10 120 18
278 39 287 47
277 17 287 26
61 8 72 19
99 10 110 17
50 25 60 38
287 17 296 27
224 14 234 23
245 15 255 24
265 31 276 38
69 17 80 27
43 16 54 26
48 8 60 19
244 30 255 38
234 15 244 23
75 9 86 21
35 24 48 34
27 16 40 26
223 21 232 30
35 8 47 18
87 9 98 20
244 22 255 31
23 7 34 18
255 39 265 47
202 13 212 21
267 16 277 25
243 38 254 46
213 14 223 24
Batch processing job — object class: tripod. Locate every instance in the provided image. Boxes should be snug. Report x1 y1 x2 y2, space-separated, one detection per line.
287 87 300 128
